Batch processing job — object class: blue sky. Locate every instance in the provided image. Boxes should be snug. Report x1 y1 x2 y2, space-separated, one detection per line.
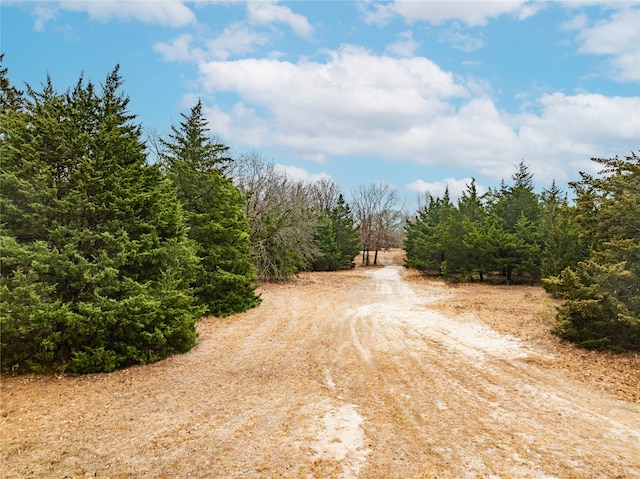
2 1 639 206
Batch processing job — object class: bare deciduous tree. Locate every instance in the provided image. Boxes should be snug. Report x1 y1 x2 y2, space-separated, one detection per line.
352 183 403 266
231 153 320 281
308 177 342 212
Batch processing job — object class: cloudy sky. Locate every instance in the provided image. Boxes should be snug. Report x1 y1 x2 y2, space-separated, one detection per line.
3 0 639 204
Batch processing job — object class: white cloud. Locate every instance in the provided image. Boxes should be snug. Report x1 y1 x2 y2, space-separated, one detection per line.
386 31 419 58
198 44 467 121
392 0 535 26
273 164 332 183
59 0 196 27
407 177 487 201
194 44 638 186
560 12 589 31
359 1 397 26
575 7 640 81
532 93 639 143
154 2 310 63
32 4 58 31
247 1 313 37
205 23 270 60
155 24 270 62
154 33 203 62
438 24 484 52
512 93 640 179
517 1 546 20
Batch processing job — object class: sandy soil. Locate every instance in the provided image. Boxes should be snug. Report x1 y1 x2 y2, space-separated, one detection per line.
2 250 639 478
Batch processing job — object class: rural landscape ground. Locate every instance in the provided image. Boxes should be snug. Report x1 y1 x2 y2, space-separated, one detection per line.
1 250 639 478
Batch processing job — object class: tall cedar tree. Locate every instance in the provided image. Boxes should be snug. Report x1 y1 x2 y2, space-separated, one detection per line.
1 66 202 373
311 194 360 271
404 190 452 275
539 181 586 281
488 162 543 282
161 101 259 316
545 153 640 350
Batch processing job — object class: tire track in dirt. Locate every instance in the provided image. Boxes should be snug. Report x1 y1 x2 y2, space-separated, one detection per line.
329 266 640 478
1 264 639 478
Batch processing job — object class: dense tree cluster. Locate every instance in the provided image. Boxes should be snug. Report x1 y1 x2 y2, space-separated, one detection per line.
0 64 361 373
544 154 639 351
405 158 639 351
405 162 572 283
1 66 204 373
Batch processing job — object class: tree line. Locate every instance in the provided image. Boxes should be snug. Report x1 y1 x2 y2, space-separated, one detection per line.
404 156 639 351
1 64 366 373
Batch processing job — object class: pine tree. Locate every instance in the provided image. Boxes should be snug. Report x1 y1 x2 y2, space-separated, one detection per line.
458 179 490 281
539 181 585 281
330 195 361 269
0 55 23 114
488 162 543 282
404 192 452 275
1 66 202 373
492 161 542 233
161 100 259 316
312 194 359 271
546 153 640 350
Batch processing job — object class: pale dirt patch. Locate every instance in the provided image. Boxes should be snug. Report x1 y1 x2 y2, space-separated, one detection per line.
2 249 639 478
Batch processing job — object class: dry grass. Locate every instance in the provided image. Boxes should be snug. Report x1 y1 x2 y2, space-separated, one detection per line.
2 250 639 478
405 273 640 404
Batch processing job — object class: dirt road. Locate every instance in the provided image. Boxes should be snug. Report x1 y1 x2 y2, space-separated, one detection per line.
2 256 640 478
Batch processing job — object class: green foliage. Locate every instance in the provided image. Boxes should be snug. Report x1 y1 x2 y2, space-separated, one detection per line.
312 195 360 271
405 171 546 284
0 55 23 114
1 67 202 373
161 100 260 316
539 181 586 283
545 153 640 351
404 192 452 275
491 161 542 232
404 166 570 284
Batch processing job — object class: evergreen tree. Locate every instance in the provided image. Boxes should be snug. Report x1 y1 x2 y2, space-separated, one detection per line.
1 67 202 373
404 169 546 283
457 179 491 281
461 217 494 282
330 195 361 269
312 194 359 271
492 161 542 232
161 100 259 316
0 55 23 114
311 214 342 271
545 153 640 350
539 181 585 280
404 192 452 275
489 162 543 282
